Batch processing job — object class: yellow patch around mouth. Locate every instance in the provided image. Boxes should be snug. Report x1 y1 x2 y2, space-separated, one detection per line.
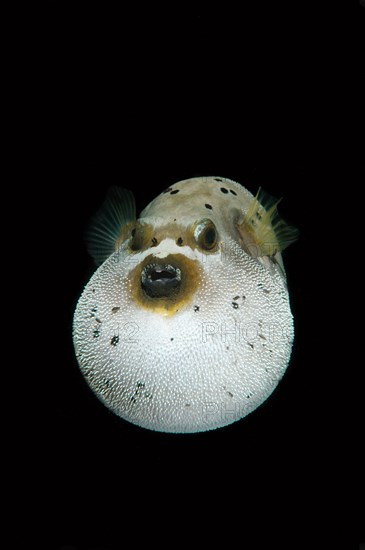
128 253 203 316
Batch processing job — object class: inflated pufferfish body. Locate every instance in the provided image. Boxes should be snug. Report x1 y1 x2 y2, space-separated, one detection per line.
73 177 298 433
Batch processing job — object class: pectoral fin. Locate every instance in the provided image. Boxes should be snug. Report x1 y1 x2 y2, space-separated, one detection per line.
85 187 136 265
237 187 299 257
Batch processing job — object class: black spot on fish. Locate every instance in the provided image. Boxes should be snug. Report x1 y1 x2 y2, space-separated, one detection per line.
90 307 98 317
112 307 120 313
230 189 237 196
130 381 150 404
248 342 254 349
93 329 100 338
185 403 191 407
110 335 119 346
220 187 228 194
170 337 174 341
258 283 270 293
194 305 200 312
177 237 183 246
215 178 223 182
205 203 213 210
226 391 233 398
232 302 239 309
233 295 240 301
95 318 102 324
151 237 158 246
170 189 179 195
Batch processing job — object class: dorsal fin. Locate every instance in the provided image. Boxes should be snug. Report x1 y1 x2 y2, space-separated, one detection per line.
85 187 136 265
237 187 299 257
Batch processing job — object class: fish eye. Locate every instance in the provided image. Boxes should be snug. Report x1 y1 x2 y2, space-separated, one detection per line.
194 219 218 251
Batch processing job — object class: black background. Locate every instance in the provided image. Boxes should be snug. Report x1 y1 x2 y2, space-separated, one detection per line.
36 3 364 549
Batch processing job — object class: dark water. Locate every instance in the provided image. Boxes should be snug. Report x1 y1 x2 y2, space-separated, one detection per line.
33 4 363 549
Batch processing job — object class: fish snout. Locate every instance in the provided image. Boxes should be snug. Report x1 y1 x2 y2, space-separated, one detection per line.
129 253 201 315
141 263 182 298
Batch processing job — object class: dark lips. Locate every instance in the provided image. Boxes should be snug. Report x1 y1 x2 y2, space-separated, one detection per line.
141 263 182 298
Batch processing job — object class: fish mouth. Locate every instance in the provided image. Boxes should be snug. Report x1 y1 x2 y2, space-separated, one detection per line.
129 253 201 315
141 263 182 298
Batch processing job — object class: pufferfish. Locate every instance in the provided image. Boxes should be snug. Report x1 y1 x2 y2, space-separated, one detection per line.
73 176 298 433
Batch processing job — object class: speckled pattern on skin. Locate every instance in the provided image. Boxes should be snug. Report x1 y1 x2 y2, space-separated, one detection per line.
73 176 297 433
